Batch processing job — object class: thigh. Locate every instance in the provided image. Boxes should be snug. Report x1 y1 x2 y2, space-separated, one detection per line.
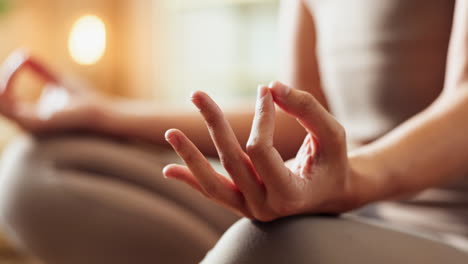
0 135 238 264
202 215 468 264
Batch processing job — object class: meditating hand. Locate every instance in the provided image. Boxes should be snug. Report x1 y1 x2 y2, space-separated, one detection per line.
164 82 364 221
0 50 106 134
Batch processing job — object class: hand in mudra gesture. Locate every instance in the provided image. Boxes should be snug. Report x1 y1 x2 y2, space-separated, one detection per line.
0 50 105 134
164 82 360 221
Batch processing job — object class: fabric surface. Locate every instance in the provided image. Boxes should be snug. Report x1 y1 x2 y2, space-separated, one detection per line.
0 135 238 264
305 0 468 239
308 0 454 141
0 135 467 263
202 216 468 264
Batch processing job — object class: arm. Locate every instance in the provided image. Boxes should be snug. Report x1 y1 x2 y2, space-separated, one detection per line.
93 0 323 158
0 0 323 159
161 1 468 220
349 0 468 205
94 90 304 158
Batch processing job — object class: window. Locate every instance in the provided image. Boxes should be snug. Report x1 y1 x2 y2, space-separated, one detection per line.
157 0 280 106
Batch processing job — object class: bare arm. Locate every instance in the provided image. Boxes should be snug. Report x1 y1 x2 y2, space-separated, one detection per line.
0 0 325 159
349 0 468 206
93 0 324 158
161 1 468 220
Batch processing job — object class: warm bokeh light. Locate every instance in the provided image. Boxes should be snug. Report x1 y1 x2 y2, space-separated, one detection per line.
68 15 106 65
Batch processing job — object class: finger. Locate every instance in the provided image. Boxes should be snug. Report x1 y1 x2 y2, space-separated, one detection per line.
0 95 15 119
269 81 345 156
163 164 252 218
191 91 264 205
246 85 291 194
165 129 245 211
0 98 38 131
0 50 59 124
0 50 58 97
163 164 206 194
0 50 27 96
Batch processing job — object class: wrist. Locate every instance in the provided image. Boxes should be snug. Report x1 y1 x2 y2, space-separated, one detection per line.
346 148 392 209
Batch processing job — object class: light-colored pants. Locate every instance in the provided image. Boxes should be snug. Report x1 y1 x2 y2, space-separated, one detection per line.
0 135 237 264
0 135 467 264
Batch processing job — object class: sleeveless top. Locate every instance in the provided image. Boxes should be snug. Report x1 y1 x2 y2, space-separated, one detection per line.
305 0 468 239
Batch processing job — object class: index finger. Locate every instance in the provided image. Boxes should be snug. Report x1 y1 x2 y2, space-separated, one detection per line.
269 81 346 156
246 85 291 194
191 91 265 206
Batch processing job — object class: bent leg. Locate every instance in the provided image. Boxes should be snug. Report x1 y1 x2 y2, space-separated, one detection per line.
0 135 237 264
202 215 468 264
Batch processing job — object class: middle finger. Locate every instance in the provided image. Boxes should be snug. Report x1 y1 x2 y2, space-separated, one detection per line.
191 91 265 207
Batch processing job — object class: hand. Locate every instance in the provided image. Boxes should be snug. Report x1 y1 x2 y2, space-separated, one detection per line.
163 81 361 221
0 50 106 134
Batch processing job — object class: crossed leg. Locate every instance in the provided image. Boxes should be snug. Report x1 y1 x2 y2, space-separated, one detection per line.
202 215 468 264
0 135 237 264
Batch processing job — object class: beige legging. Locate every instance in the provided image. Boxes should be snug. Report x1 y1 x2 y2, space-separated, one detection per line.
1 135 468 264
203 216 468 264
0 135 238 264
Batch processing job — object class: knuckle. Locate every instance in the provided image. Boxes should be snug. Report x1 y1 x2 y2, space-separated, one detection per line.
182 152 195 164
202 182 220 196
180 149 198 164
220 151 250 175
203 111 220 127
270 198 305 216
246 141 269 157
297 93 315 112
219 155 236 173
256 102 269 116
328 123 346 145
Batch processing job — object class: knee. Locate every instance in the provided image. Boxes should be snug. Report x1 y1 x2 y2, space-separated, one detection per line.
0 135 220 264
0 136 46 225
203 215 468 264
202 216 339 264
0 136 66 251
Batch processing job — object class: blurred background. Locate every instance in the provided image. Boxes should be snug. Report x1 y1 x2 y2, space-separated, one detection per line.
0 0 280 150
0 0 279 262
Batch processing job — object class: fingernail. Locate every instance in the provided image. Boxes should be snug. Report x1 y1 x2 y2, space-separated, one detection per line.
271 82 290 98
165 129 179 148
257 85 268 98
190 91 204 110
191 97 202 110
189 91 196 103
162 165 172 179
268 81 276 88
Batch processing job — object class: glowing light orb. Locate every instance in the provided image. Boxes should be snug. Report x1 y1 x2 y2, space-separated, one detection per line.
68 15 106 65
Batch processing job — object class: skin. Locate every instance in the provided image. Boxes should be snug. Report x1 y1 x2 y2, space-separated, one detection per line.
164 0 468 220
164 83 354 221
0 0 318 160
0 0 468 221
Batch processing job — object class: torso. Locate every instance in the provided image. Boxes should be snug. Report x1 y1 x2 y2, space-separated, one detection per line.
304 0 468 239
306 0 454 142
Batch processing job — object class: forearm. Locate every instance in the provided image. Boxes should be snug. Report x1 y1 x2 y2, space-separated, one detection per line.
349 87 468 205
95 98 306 158
348 0 468 207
